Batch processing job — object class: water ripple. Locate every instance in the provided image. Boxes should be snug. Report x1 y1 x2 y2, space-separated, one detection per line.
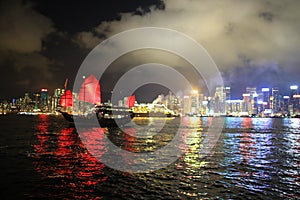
1 116 300 199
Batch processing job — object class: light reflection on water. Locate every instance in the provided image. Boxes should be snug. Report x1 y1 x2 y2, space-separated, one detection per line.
32 115 108 199
220 117 300 199
28 116 300 199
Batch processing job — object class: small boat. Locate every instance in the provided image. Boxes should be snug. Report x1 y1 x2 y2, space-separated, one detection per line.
59 75 135 127
133 111 173 118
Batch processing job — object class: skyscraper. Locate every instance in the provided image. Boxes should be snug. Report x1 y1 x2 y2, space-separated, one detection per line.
246 87 257 114
246 87 257 97
242 93 251 113
283 96 290 115
272 87 280 113
190 90 199 115
41 88 49 112
214 86 226 114
33 93 40 109
183 95 191 115
290 85 299 114
253 92 259 115
262 88 270 110
225 87 231 101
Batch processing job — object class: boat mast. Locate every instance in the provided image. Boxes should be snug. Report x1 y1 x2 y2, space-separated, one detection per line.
64 79 67 110
83 75 86 114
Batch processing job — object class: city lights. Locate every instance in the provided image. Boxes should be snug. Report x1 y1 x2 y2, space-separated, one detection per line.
293 95 300 98
191 90 198 94
290 85 298 90
226 100 243 103
257 100 264 104
1 83 300 117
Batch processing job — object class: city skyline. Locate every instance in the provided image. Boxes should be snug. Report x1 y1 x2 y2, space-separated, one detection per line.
1 0 300 100
1 82 299 118
1 81 299 102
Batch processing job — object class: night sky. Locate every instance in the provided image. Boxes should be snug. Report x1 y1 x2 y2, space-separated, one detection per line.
0 0 299 102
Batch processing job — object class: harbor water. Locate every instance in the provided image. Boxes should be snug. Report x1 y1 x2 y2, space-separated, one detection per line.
0 115 299 199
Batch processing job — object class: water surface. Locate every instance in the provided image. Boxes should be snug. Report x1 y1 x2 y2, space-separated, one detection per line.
0 115 299 199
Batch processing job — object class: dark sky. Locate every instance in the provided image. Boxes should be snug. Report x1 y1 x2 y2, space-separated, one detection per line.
0 0 299 101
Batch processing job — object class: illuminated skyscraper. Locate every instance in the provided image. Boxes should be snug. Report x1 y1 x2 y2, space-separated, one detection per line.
24 93 31 105
33 92 41 110
54 88 64 101
21 93 32 112
253 92 259 115
283 96 290 115
242 93 251 113
290 85 299 114
246 87 257 115
214 86 227 114
262 88 270 110
41 89 48 104
52 88 65 112
207 96 213 115
225 87 231 101
290 85 298 97
41 88 49 112
271 87 280 113
190 90 199 115
246 87 257 97
226 100 244 115
183 96 191 115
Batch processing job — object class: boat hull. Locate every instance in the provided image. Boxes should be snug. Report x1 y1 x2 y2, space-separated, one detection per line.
59 110 134 127
133 111 173 118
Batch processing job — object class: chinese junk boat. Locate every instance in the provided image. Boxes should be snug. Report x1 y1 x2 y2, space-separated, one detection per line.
59 75 135 127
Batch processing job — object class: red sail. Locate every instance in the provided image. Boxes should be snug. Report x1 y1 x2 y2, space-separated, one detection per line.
59 90 73 107
127 95 136 108
78 74 101 105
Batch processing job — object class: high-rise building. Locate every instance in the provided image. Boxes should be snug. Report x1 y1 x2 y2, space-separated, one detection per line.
41 89 48 103
171 95 181 115
225 87 231 101
20 93 32 112
283 96 290 115
246 87 257 96
246 87 257 115
41 88 49 112
207 96 213 115
52 88 65 112
190 90 199 115
253 92 259 115
262 88 270 110
272 87 280 113
24 93 31 105
290 85 298 97
242 93 251 113
200 95 209 116
214 86 226 114
290 85 299 114
33 92 41 110
226 100 244 115
183 96 191 115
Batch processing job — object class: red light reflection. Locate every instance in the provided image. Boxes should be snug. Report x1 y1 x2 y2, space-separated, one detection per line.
32 122 108 194
239 117 256 164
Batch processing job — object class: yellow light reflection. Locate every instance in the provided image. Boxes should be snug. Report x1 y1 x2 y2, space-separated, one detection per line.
181 117 208 169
